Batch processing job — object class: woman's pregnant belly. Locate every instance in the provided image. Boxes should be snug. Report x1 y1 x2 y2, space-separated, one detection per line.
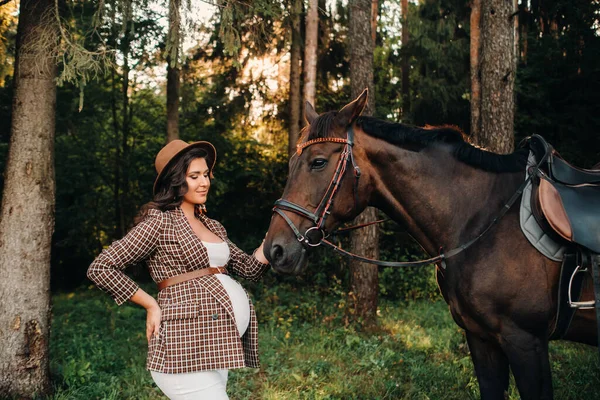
215 274 250 336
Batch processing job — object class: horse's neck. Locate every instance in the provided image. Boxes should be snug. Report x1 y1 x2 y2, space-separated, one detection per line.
364 142 523 256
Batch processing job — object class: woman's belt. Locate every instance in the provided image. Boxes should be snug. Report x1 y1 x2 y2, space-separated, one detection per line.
157 266 227 291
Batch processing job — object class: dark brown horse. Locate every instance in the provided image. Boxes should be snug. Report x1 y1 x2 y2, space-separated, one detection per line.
264 90 597 400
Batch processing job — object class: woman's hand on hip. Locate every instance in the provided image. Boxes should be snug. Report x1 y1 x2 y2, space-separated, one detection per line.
146 303 162 342
129 288 162 342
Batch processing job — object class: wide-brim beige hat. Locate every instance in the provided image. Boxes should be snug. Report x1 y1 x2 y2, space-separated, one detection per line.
153 140 217 195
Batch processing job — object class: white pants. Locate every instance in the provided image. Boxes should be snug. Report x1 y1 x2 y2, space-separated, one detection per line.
151 369 229 399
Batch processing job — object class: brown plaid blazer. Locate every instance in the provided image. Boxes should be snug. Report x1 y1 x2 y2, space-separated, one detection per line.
87 207 270 373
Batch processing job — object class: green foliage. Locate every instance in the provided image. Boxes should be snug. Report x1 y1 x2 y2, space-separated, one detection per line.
515 0 600 167
48 283 600 399
49 287 164 399
378 220 440 301
1 0 599 306
405 0 471 129
52 73 167 288
0 1 17 87
314 1 351 112
217 0 283 61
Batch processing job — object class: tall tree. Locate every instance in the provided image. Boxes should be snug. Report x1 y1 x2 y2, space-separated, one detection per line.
303 0 318 108
288 0 302 156
0 0 57 396
470 0 481 138
471 0 516 152
371 0 378 46
349 0 379 323
401 0 410 116
166 0 181 142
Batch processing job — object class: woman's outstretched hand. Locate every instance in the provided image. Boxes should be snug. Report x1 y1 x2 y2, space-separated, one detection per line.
254 236 269 264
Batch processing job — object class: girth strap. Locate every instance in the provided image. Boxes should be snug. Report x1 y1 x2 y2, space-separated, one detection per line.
591 254 600 357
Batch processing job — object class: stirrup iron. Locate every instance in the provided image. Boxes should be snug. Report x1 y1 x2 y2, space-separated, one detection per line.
569 263 593 309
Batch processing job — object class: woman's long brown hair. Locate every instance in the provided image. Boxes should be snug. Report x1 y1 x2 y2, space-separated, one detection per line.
134 147 213 225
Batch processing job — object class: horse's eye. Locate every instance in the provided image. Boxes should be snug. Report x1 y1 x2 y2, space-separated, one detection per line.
310 159 328 170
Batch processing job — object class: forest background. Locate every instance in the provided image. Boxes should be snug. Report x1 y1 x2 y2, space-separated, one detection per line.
0 0 599 398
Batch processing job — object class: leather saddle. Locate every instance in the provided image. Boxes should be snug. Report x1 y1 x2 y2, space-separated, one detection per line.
528 135 600 254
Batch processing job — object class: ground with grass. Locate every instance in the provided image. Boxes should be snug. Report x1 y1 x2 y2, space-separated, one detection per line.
47 281 599 399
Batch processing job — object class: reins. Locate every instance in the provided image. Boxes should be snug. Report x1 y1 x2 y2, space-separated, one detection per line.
273 127 549 269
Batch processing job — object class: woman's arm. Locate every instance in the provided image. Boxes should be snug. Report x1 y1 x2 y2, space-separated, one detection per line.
87 209 165 305
226 238 270 281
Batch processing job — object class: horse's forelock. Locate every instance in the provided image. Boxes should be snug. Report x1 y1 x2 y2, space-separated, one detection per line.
307 111 339 140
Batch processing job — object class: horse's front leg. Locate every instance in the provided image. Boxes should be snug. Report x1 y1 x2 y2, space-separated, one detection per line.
499 330 553 400
466 331 510 400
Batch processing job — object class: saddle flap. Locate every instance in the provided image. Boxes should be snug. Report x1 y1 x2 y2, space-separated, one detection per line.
538 179 572 241
538 177 600 254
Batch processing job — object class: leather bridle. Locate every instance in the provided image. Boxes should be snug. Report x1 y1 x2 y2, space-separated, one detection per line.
273 126 361 247
272 127 545 269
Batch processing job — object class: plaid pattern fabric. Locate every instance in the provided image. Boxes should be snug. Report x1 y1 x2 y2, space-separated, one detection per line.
87 207 270 373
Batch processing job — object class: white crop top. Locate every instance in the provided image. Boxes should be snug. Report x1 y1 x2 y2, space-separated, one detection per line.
201 241 230 267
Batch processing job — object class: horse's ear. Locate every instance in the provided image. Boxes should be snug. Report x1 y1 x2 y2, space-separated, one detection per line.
335 88 368 127
304 101 319 125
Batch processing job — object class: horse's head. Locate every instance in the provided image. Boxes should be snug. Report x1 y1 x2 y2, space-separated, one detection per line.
265 90 372 274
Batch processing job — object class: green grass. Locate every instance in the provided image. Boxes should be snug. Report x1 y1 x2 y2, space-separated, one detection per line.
47 283 599 399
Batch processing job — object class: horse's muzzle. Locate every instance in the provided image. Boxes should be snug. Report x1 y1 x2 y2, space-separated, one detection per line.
266 239 308 275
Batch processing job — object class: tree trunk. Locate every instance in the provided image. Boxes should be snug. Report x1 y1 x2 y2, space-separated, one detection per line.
349 0 379 324
513 0 519 63
0 0 57 396
111 64 122 238
470 0 482 138
166 0 181 143
476 0 516 153
520 2 528 63
166 59 180 143
401 0 410 117
303 0 318 108
288 0 302 157
121 53 130 236
371 0 377 47
117 2 133 237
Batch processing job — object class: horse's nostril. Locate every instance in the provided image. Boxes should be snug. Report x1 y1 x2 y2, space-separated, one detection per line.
270 244 285 263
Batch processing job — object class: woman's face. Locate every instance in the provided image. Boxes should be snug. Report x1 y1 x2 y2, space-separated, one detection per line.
182 157 210 205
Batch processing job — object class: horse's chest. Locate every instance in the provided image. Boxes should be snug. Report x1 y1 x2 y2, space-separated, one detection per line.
437 269 500 337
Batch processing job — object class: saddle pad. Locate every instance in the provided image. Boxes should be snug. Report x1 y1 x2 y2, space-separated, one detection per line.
520 152 567 261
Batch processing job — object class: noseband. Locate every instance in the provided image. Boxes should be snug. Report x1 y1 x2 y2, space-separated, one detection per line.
273 126 361 247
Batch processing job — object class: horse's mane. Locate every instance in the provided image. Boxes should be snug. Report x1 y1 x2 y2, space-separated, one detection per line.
306 112 528 173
